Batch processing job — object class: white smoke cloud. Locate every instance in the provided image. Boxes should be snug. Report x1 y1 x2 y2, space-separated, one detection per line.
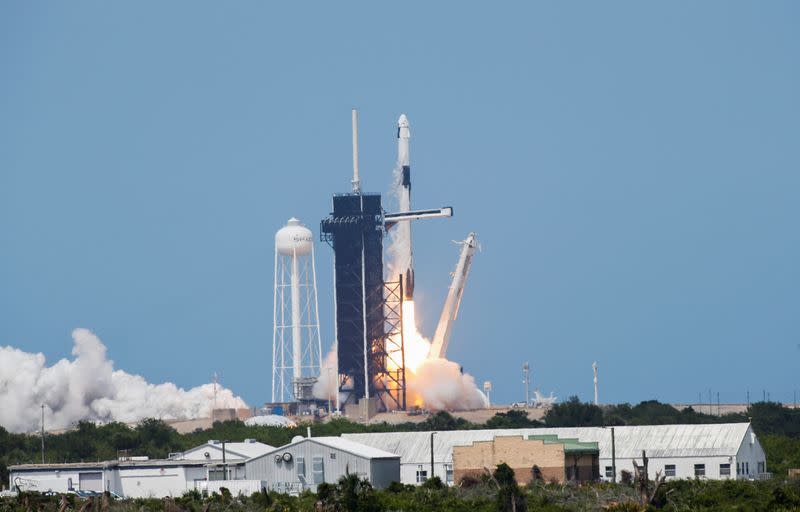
0 329 247 433
408 358 488 410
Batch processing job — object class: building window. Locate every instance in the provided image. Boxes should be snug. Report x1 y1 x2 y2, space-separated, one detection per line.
444 464 453 483
416 466 428 483
745 462 749 475
694 464 705 477
312 456 325 484
330 453 336 460
720 464 731 476
297 457 305 478
664 465 676 477
757 461 765 474
605 466 614 478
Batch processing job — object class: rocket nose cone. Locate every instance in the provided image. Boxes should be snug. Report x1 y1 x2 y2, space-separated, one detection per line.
398 114 409 128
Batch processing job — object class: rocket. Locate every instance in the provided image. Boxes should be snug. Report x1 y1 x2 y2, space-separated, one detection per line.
396 114 414 299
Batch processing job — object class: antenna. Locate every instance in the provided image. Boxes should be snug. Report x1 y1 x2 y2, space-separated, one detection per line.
592 361 599 405
40 404 45 463
523 362 530 406
351 109 361 194
213 372 218 409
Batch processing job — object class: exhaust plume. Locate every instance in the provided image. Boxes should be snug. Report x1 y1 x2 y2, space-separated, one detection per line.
0 329 247 433
386 160 487 411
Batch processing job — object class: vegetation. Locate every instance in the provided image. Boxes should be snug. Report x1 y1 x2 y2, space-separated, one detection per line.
3 469 800 511
3 399 800 509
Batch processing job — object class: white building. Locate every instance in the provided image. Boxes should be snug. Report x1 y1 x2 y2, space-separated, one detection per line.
9 440 274 498
343 423 767 485
246 437 400 493
170 439 274 462
10 459 218 498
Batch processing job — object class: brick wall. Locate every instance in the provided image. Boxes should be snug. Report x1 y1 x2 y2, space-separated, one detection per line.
453 436 567 485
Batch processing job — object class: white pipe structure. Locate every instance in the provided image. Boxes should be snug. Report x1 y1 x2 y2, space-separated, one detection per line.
272 218 322 402
351 109 361 194
593 361 599 406
428 232 479 360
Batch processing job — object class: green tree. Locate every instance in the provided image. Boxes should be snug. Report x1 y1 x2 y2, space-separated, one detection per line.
485 410 541 429
544 396 604 427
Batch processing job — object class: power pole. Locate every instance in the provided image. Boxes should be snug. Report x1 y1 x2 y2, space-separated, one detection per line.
611 427 617 484
523 362 530 406
592 361 599 406
430 432 436 480
40 404 45 464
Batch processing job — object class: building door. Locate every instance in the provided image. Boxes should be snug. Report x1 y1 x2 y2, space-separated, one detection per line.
79 472 103 492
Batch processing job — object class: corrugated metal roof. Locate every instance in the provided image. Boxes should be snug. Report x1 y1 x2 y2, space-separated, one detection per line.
249 437 400 462
10 459 224 470
342 423 751 463
307 437 401 459
174 441 274 460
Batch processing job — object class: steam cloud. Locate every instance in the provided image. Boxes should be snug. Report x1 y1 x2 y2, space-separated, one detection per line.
0 329 247 433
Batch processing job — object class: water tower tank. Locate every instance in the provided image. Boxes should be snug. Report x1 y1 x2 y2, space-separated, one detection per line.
275 218 313 256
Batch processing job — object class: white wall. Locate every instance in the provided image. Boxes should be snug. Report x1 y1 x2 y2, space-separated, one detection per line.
735 426 768 479
598 456 734 482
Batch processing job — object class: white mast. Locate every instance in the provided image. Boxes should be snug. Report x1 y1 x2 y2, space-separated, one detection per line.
351 109 361 194
428 232 479 359
593 361 599 406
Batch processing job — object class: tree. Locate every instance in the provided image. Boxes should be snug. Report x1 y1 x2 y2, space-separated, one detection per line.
544 396 604 427
492 463 525 512
485 410 541 429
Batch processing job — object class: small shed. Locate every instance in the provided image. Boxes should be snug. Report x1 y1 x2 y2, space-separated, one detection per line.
245 437 400 493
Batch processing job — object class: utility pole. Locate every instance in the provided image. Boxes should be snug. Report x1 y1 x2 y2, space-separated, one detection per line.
611 427 616 484
40 404 45 464
221 440 231 480
430 432 436 481
592 362 599 406
523 363 530 406
747 390 750 406
326 367 333 414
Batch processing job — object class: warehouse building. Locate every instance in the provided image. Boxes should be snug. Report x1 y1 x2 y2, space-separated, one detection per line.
453 435 600 484
9 439 271 498
246 436 400 493
9 459 226 498
343 423 766 485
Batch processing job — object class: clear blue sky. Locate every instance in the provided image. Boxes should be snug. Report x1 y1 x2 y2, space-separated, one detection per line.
2 2 798 407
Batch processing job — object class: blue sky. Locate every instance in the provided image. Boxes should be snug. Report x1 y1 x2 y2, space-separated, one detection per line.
1 1 798 407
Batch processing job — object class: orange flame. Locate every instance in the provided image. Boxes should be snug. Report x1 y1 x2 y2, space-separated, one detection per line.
386 300 431 374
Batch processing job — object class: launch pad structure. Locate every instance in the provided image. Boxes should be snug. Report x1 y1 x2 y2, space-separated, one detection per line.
321 110 451 413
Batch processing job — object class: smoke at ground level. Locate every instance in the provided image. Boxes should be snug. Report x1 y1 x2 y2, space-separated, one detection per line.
0 329 246 433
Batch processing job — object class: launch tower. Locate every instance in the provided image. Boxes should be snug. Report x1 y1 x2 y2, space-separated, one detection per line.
321 110 452 412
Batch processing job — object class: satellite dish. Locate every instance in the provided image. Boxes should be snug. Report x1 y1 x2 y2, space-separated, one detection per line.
291 436 305 444
204 452 210 458
282 452 293 462
274 455 282 463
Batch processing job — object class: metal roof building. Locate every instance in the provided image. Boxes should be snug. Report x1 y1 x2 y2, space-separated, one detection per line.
343 423 767 485
246 436 400 493
170 439 274 461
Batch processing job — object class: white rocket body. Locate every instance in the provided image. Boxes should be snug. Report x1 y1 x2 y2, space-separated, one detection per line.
396 114 414 298
429 232 479 359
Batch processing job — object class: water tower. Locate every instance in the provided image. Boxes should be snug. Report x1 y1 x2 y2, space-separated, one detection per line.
272 218 322 402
